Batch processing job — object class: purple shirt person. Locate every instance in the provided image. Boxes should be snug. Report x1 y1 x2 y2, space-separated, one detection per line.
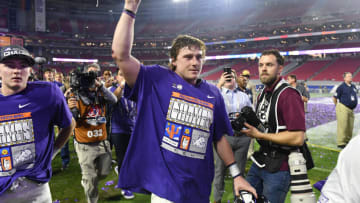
111 1 257 202
0 45 75 202
109 68 137 199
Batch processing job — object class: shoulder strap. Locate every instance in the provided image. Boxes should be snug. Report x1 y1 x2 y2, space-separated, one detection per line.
268 82 290 133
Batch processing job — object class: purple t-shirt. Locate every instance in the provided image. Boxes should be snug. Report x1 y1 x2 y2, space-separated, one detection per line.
119 65 233 203
0 81 73 194
109 85 136 134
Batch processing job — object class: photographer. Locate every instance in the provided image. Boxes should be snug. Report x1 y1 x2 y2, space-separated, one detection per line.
241 50 305 203
213 70 252 203
67 63 117 203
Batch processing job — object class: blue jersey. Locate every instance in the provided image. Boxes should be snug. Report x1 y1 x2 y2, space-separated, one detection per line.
119 65 233 203
109 85 136 134
0 82 73 194
334 82 358 109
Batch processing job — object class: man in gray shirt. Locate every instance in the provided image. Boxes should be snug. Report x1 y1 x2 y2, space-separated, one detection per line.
287 74 310 112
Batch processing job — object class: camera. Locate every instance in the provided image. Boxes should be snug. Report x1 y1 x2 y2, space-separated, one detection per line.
69 70 97 92
234 190 270 203
223 67 233 82
231 106 266 133
68 70 98 120
288 152 316 203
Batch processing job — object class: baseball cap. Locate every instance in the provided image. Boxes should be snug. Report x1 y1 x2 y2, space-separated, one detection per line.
0 45 35 66
242 69 250 77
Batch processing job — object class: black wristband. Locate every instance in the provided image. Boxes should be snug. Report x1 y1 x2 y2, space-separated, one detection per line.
123 9 136 18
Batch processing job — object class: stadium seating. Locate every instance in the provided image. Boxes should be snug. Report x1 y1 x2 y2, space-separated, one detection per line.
312 58 360 81
288 60 331 81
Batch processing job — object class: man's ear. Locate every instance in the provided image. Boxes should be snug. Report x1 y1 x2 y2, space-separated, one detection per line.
278 65 284 76
171 58 176 67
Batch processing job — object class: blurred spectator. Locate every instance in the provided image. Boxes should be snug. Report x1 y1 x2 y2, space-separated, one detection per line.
109 68 137 199
213 70 252 203
318 135 360 202
287 74 310 112
332 72 358 149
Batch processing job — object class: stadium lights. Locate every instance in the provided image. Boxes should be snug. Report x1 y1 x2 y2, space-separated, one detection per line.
173 0 189 3
205 47 360 61
52 58 98 63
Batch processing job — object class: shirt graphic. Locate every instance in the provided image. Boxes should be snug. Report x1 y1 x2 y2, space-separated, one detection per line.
0 112 35 176
161 92 213 159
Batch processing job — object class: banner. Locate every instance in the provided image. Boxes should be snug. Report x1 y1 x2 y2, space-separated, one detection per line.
11 37 24 46
35 0 46 32
0 36 10 46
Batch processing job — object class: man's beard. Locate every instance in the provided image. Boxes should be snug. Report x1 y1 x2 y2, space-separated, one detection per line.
260 74 277 86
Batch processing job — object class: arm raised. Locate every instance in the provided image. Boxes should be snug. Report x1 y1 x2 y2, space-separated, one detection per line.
112 0 142 87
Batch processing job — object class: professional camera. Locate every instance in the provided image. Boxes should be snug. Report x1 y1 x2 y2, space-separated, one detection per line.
69 70 97 92
231 106 266 133
288 152 316 203
234 190 270 203
68 70 98 120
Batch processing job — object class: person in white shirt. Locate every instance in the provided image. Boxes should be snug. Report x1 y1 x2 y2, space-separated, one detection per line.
318 135 360 203
213 70 253 203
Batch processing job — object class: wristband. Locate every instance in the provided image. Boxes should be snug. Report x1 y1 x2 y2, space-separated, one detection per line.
123 9 136 19
228 162 242 179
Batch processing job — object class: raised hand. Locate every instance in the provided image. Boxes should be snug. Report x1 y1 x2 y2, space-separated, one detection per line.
124 0 141 13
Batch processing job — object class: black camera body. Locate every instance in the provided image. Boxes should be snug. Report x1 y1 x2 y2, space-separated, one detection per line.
231 106 265 133
69 70 97 92
234 190 270 203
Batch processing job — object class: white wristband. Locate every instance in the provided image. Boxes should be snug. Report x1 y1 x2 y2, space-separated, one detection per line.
228 162 242 178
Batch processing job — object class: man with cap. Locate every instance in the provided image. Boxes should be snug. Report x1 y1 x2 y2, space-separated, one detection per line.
237 69 255 104
0 45 76 202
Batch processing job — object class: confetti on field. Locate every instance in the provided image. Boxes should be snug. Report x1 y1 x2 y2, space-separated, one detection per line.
105 180 114 186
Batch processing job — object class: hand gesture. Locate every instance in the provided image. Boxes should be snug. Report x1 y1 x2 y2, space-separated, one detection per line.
125 0 141 13
64 88 72 98
240 122 263 139
94 78 103 88
233 176 258 199
217 72 233 88
67 97 78 109
105 77 114 88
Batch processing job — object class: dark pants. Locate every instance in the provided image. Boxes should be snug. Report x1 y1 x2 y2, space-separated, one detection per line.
111 133 131 174
246 164 291 203
60 141 70 166
213 135 251 202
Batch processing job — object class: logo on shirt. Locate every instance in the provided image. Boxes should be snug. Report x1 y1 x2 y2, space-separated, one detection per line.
172 83 183 91
0 112 35 175
207 95 215 99
18 103 31 109
161 92 213 159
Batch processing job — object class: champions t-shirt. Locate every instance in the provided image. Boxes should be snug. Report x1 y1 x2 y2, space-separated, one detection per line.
119 65 233 203
0 81 73 194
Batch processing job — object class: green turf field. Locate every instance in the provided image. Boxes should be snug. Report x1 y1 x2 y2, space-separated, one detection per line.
50 139 340 203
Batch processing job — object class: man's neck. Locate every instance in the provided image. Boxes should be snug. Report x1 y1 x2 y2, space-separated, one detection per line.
238 86 245 91
224 84 235 90
265 77 281 89
0 86 25 96
290 83 296 88
345 81 351 86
